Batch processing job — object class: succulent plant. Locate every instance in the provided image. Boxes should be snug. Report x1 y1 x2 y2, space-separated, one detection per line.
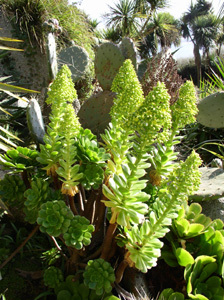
77 91 115 136
197 92 224 128
190 167 224 201
0 174 26 207
24 178 61 224
185 255 224 300
83 258 115 295
94 38 138 91
55 276 115 300
37 200 74 237
58 45 89 82
43 266 64 289
63 215 94 249
0 146 39 171
94 42 125 91
26 98 45 144
119 37 137 70
46 32 58 80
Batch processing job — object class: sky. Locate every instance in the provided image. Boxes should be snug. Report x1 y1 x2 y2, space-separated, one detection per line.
72 0 223 59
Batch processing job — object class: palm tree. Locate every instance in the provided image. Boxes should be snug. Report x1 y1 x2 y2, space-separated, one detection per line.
104 0 140 38
181 0 218 85
139 12 181 58
135 0 168 36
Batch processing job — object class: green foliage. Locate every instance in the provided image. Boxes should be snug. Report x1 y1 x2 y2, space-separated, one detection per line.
43 266 64 289
63 216 94 249
0 146 39 171
0 174 26 207
0 59 206 299
24 178 61 223
55 275 114 300
37 200 73 237
1 0 95 54
83 259 115 295
185 255 224 299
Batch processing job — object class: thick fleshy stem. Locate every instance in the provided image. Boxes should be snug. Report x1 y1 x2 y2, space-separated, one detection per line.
69 195 78 215
115 259 129 284
21 170 31 189
93 191 106 232
100 222 117 260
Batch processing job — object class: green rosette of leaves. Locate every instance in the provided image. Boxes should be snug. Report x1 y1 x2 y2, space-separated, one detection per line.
37 200 73 237
185 255 224 300
83 258 115 296
55 276 115 300
63 215 94 249
43 266 64 289
0 174 26 207
0 146 39 171
24 178 61 224
75 128 109 190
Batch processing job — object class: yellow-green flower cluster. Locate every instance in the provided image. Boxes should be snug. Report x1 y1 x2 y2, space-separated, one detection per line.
171 80 198 130
59 103 81 138
47 65 77 133
127 82 172 145
161 150 202 203
110 59 144 123
46 65 77 106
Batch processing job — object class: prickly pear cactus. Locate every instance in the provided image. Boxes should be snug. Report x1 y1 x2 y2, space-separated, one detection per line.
197 92 224 128
120 37 137 70
47 32 58 80
26 98 45 144
58 45 89 82
191 167 224 201
43 19 62 81
77 91 115 136
94 42 125 91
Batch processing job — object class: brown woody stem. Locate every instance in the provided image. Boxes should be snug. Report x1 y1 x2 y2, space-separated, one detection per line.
100 222 117 260
69 195 78 215
115 259 129 284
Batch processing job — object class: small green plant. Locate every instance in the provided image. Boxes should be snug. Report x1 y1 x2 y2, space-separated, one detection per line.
0 60 212 299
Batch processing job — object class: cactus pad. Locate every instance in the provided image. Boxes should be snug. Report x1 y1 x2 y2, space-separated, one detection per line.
120 37 137 70
191 167 224 201
94 42 125 90
47 32 58 80
77 91 116 136
58 45 89 82
197 92 224 128
26 98 45 144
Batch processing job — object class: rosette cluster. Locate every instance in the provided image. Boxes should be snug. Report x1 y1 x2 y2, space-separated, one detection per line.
83 258 115 295
37 200 73 236
43 266 63 289
63 215 94 249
